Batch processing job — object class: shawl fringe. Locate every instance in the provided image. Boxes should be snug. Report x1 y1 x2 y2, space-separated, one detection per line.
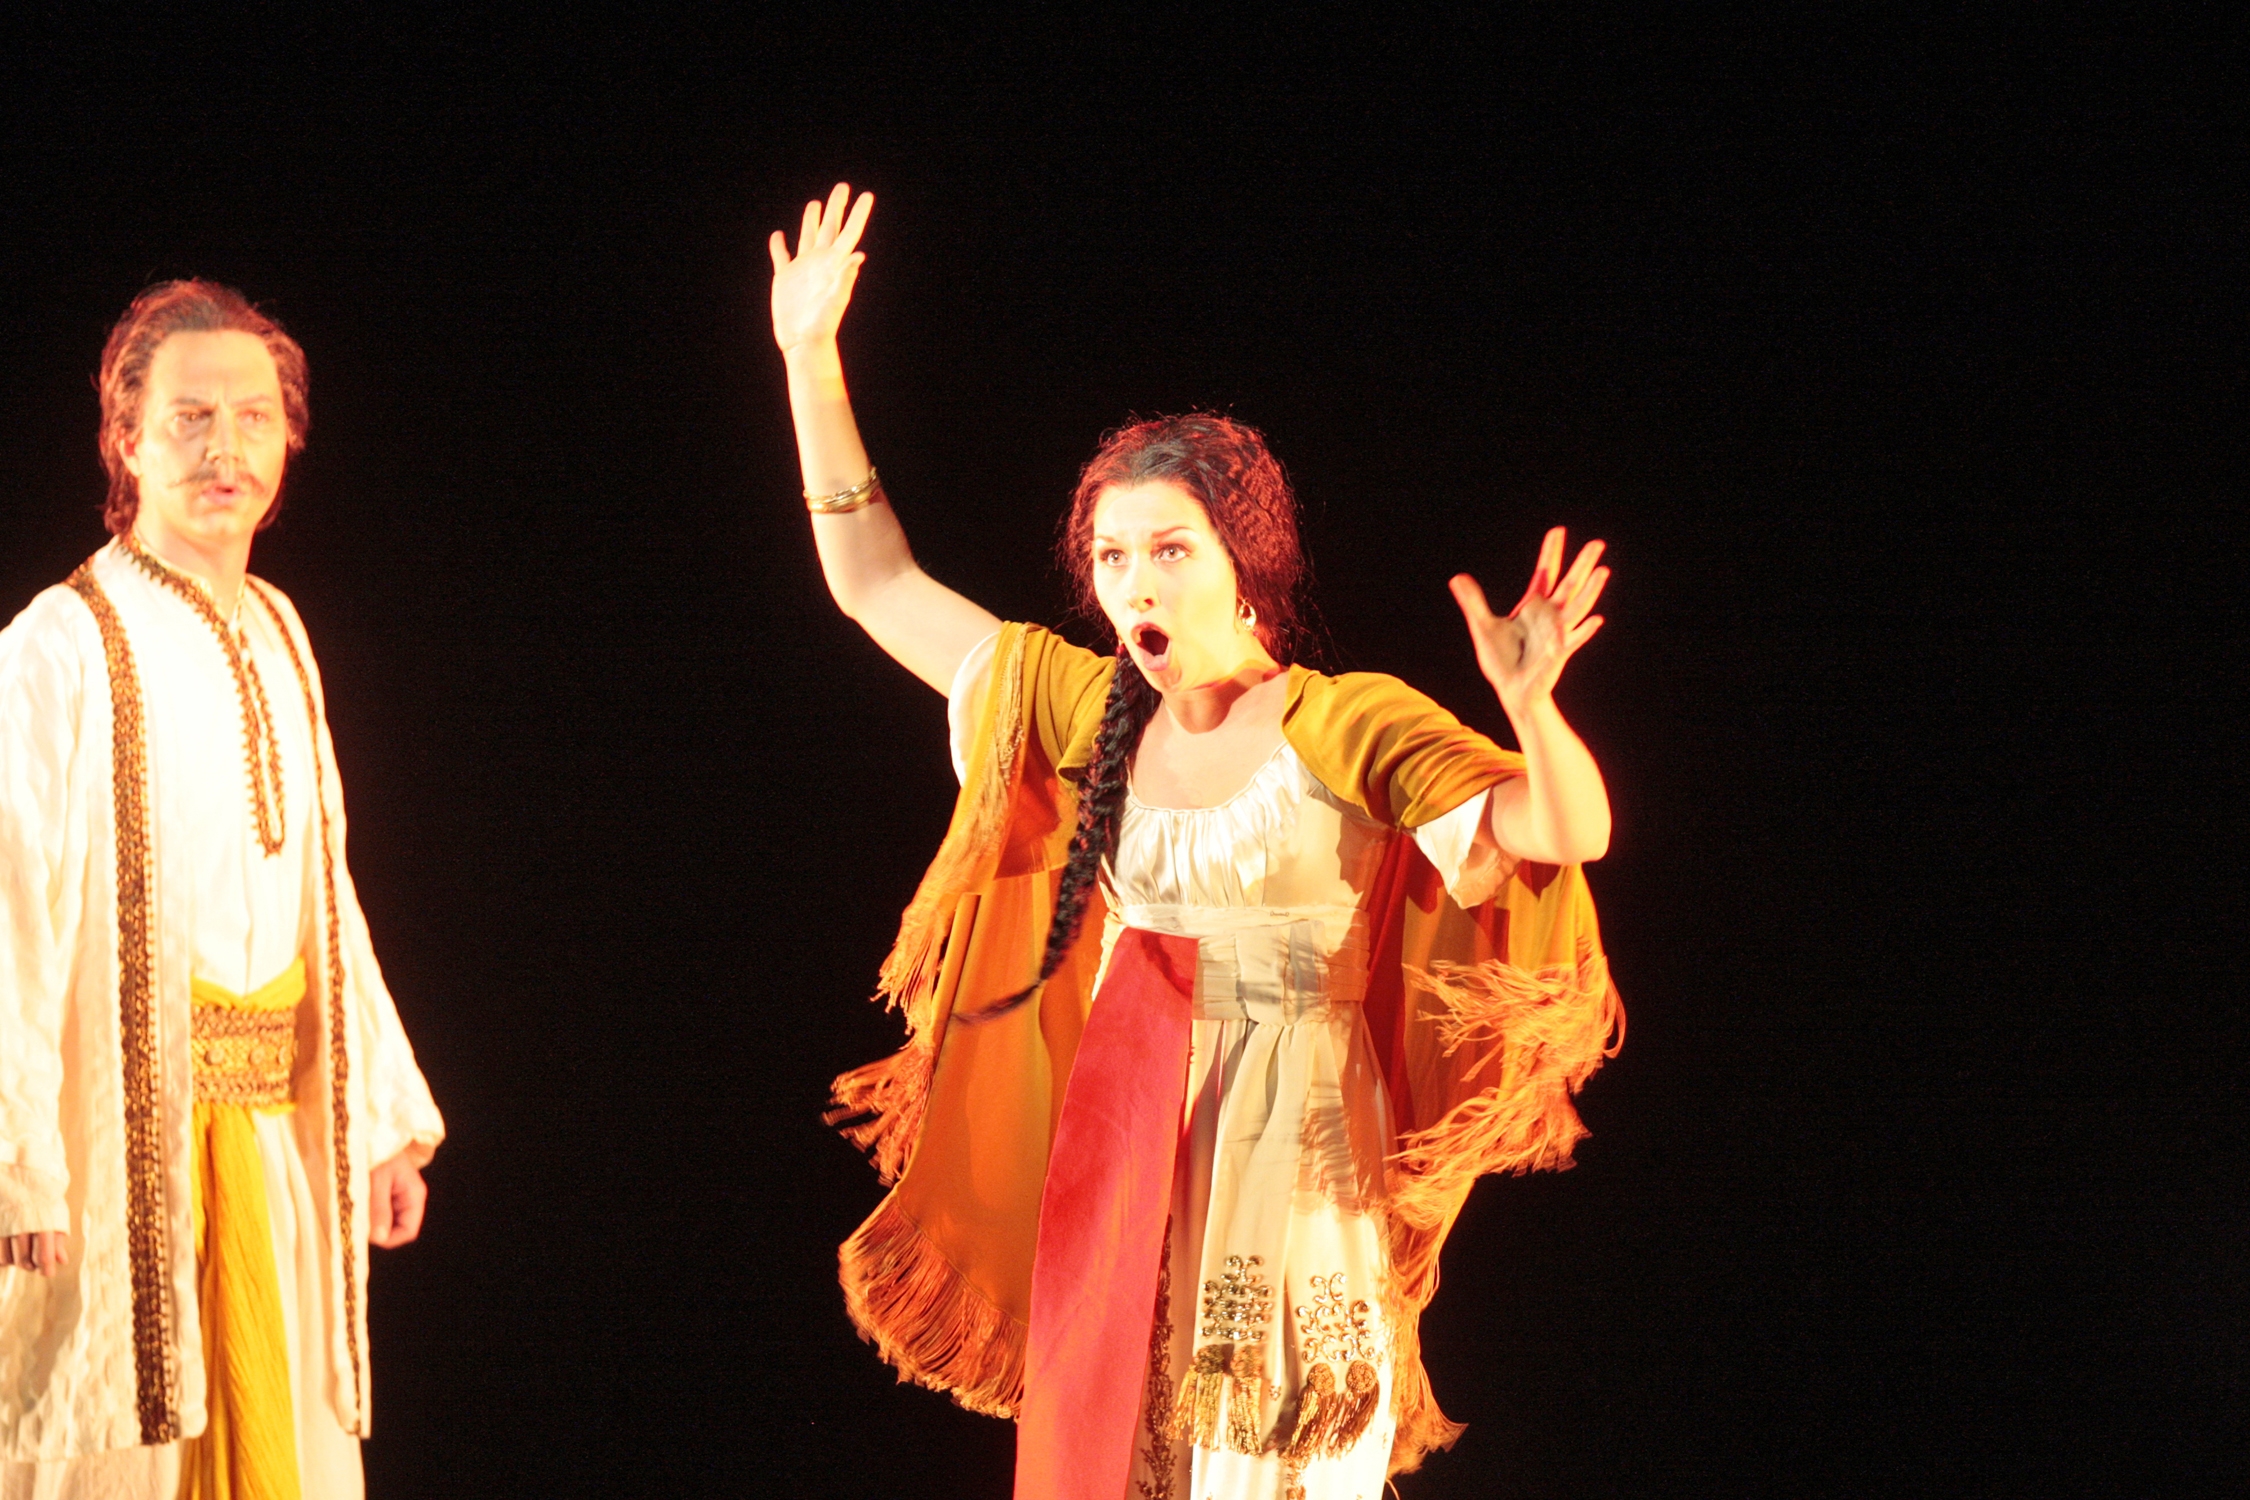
1383 1308 1466 1476
1388 950 1622 1230
830 629 1029 1180
824 1044 936 1187
1378 947 1621 1475
838 1195 1026 1419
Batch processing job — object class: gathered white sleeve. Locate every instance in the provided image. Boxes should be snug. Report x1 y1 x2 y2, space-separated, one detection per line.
1410 785 1515 909
945 629 1002 786
0 599 86 1236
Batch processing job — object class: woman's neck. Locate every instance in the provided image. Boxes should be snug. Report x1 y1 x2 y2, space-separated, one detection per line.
1157 656 1285 734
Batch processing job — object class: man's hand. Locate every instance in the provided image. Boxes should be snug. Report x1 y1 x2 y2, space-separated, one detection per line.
369 1151 428 1249
2 1231 69 1276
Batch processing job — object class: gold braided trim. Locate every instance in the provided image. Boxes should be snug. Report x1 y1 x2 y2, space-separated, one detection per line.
120 534 287 857
68 559 181 1445
190 963 304 1110
245 579 363 1426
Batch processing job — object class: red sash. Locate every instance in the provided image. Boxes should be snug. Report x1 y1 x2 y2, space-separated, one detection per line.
1013 927 1198 1500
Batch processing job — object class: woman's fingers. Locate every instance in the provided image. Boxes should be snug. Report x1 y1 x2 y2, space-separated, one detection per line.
782 185 871 262
1567 615 1606 654
837 189 875 254
817 182 852 246
1449 572 1498 625
1557 539 1605 601
1535 527 1566 596
1563 564 1611 626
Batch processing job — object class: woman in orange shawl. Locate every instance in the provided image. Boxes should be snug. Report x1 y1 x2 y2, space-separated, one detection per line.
770 185 1622 1500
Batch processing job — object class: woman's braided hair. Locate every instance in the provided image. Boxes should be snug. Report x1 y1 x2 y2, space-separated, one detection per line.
964 414 1306 1022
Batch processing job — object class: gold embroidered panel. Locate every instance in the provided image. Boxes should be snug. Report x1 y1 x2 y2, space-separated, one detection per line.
190 1007 297 1109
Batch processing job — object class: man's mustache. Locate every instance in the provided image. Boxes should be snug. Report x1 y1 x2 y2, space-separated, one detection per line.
171 464 268 498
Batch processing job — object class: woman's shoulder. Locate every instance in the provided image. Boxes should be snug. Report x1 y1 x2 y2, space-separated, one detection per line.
1009 623 1116 778
1286 664 1455 731
1285 663 1518 827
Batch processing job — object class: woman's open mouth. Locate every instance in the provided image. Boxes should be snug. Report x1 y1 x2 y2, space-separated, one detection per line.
1131 623 1172 672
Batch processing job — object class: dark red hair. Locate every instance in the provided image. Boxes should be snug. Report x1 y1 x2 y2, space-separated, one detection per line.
1058 412 1307 665
96 280 309 536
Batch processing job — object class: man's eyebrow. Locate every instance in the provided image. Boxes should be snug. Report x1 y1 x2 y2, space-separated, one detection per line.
163 392 277 407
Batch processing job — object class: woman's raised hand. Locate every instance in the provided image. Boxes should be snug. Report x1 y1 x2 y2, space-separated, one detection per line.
1450 527 1609 717
770 182 875 355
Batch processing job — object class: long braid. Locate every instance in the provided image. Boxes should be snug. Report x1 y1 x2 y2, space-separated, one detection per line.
958 647 1158 1024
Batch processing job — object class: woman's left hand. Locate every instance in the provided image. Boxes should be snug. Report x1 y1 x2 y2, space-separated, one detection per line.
1450 527 1608 718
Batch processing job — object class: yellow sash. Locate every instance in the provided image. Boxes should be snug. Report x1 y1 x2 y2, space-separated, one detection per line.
183 958 304 1500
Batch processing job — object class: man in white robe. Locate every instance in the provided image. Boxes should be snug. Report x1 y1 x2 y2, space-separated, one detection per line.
0 280 444 1498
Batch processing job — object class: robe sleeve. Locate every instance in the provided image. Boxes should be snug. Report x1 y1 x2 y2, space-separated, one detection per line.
259 585 445 1171
0 596 89 1236
337 837 444 1171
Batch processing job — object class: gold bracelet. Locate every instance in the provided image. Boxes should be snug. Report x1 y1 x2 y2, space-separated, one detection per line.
805 468 882 514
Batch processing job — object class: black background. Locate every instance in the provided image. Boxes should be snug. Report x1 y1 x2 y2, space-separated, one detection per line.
1 8 2237 1498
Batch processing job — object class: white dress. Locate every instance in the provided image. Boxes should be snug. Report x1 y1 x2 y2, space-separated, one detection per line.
949 640 1501 1500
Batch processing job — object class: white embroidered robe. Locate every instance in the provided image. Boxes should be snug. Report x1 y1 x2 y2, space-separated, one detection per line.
0 539 443 1485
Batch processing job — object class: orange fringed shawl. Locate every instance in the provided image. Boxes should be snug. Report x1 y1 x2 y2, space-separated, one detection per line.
828 623 1622 1477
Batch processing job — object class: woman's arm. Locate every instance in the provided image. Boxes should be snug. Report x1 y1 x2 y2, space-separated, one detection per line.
1450 527 1614 865
771 184 1000 693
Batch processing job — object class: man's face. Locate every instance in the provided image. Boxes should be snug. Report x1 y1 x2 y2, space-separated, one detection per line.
121 329 288 554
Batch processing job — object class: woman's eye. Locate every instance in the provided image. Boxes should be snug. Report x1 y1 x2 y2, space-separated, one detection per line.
1158 544 1187 561
1097 549 1123 566
240 409 270 428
